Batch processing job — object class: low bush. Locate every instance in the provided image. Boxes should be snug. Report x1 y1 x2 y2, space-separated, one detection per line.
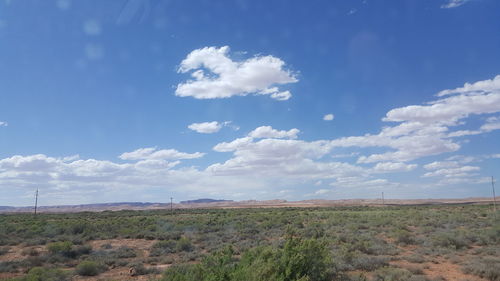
111 246 137 258
0 247 9 255
150 240 177 256
462 256 500 281
393 229 415 245
404 254 426 263
352 255 389 271
129 263 158 276
75 260 106 276
47 241 91 259
431 232 469 249
47 241 73 256
0 261 21 273
162 235 342 281
176 237 193 252
372 267 413 281
8 266 70 281
21 248 39 257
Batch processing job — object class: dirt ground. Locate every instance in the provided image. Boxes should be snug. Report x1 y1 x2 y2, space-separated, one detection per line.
0 238 492 281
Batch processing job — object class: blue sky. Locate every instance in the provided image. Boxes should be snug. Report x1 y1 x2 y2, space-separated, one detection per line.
1 0 500 206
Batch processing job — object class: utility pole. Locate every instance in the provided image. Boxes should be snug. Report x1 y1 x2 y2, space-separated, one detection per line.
382 192 385 205
34 189 38 215
492 176 497 214
170 197 173 215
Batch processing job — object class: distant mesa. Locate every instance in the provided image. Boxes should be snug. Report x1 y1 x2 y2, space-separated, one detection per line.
180 198 233 204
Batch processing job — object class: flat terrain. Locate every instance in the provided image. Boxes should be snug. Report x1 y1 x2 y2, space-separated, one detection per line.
0 197 495 213
1 205 499 280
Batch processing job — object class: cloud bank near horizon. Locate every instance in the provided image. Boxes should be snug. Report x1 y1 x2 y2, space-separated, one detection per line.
1 71 500 205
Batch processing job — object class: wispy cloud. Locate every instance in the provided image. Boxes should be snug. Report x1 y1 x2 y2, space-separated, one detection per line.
0 121 7 127
441 0 471 9
323 114 334 121
188 121 235 134
119 147 204 160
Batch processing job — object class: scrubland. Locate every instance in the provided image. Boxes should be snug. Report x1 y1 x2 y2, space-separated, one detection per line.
0 205 499 281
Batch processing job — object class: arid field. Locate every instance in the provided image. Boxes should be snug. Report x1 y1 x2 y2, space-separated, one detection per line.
1 204 499 281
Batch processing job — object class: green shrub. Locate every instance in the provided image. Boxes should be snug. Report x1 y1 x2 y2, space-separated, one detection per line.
162 235 341 281
47 241 73 256
431 232 469 249
0 261 21 273
73 245 92 256
462 256 500 281
176 237 193 252
404 254 426 264
0 247 9 256
75 260 106 276
129 263 158 276
46 241 91 259
112 246 136 258
352 255 389 271
372 267 413 281
13 266 69 281
393 229 414 245
150 240 177 256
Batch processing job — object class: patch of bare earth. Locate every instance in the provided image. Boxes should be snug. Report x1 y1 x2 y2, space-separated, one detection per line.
0 239 173 280
89 239 157 258
390 258 486 281
73 266 163 281
0 245 46 262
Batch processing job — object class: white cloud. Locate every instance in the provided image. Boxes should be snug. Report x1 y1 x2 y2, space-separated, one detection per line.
423 165 480 178
209 130 365 180
490 154 500 159
4 75 500 204
329 75 500 163
331 122 460 163
188 121 238 134
434 176 490 186
119 147 204 161
270 90 292 101
330 177 393 189
248 126 299 139
175 46 297 100
424 161 459 170
314 189 330 195
323 114 334 121
188 121 223 134
83 19 101 36
438 75 500 96
441 0 470 9
480 116 500 132
447 116 500 137
372 162 417 172
0 121 7 127
384 93 500 126
424 155 477 172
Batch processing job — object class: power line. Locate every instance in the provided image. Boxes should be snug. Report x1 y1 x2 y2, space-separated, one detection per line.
492 176 497 214
34 189 38 215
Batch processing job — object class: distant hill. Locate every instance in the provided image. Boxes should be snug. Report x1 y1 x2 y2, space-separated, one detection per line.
0 197 494 213
180 198 234 204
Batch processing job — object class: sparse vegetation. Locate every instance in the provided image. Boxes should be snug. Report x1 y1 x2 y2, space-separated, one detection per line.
0 205 498 280
75 260 106 276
